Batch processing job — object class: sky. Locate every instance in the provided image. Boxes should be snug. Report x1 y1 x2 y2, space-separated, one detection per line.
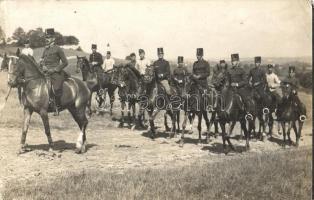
0 0 312 60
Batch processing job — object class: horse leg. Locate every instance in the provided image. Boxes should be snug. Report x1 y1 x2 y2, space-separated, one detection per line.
226 122 235 151
176 111 180 134
241 120 250 150
214 115 219 138
220 121 228 154
39 110 53 152
203 111 211 144
287 121 292 146
292 121 299 147
180 112 188 147
86 91 93 118
109 90 115 116
18 108 33 154
164 112 171 132
148 110 159 140
188 112 195 134
268 114 274 138
68 106 89 153
170 111 176 138
127 102 131 128
120 101 125 127
281 122 286 148
197 112 203 144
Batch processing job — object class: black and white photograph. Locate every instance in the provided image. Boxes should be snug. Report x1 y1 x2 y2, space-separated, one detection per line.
0 0 312 199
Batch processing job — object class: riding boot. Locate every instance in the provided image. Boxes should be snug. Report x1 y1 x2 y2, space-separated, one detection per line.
54 91 62 116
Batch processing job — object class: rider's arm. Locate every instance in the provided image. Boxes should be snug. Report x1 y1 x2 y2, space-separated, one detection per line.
165 61 171 79
56 47 68 72
98 53 104 66
238 69 247 87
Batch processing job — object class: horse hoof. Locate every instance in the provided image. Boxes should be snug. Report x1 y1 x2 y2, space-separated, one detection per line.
131 125 136 131
75 148 82 154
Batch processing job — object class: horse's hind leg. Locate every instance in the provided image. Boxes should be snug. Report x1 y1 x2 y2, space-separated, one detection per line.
18 108 33 154
203 111 211 144
197 112 203 144
39 110 54 152
281 122 286 148
292 121 299 147
180 112 188 147
164 113 171 132
176 111 180 134
287 121 293 145
68 106 88 153
220 122 229 154
109 89 115 116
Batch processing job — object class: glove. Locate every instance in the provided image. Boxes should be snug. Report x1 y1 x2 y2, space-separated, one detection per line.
47 68 56 75
91 61 98 66
158 74 164 79
231 83 239 87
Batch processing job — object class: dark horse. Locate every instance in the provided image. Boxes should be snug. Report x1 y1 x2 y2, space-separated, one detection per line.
278 83 306 147
180 76 214 147
76 56 117 116
8 53 90 154
141 66 177 139
111 64 140 128
216 86 252 153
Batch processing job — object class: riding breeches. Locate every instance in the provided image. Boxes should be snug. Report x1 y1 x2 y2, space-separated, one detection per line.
270 91 281 106
50 72 65 97
160 80 172 96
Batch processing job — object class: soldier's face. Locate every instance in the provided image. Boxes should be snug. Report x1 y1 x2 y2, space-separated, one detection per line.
178 63 184 67
255 63 261 67
106 53 111 59
289 71 295 77
197 55 202 60
268 68 273 73
131 55 136 62
220 63 226 69
45 37 54 46
139 53 145 60
232 61 239 67
92 48 96 53
158 53 164 59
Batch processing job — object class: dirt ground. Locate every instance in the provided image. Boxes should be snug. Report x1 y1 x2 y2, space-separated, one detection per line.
0 71 312 198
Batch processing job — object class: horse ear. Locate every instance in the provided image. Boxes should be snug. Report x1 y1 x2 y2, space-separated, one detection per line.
16 48 21 57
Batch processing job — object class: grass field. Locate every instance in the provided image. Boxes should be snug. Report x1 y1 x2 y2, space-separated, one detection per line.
3 147 311 200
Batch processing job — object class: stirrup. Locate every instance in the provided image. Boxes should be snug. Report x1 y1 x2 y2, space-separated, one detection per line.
53 107 60 116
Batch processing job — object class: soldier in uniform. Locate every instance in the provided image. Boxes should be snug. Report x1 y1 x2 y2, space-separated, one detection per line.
191 48 210 91
152 47 171 95
40 28 68 116
266 64 281 107
248 56 266 101
280 66 306 117
89 44 104 92
226 53 249 111
172 56 188 95
212 60 228 91
136 49 151 75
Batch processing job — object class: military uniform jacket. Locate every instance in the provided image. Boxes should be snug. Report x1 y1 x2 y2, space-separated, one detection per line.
153 58 170 80
248 67 266 86
89 52 104 68
282 76 299 90
227 67 247 88
41 45 68 72
173 67 188 84
192 59 210 87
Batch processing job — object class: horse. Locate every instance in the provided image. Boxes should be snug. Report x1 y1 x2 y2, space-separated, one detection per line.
278 83 307 147
141 66 177 139
180 75 214 147
215 86 252 153
76 56 117 116
111 64 140 128
7 52 90 154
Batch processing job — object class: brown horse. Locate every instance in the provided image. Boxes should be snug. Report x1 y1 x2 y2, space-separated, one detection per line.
76 56 117 116
278 83 306 147
8 52 90 154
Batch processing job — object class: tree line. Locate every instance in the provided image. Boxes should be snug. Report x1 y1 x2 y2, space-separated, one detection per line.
4 27 79 48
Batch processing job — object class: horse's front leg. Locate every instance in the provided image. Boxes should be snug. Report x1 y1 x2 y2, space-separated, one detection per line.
170 111 176 138
164 112 170 132
292 121 299 147
40 110 53 151
18 108 33 154
176 111 180 134
120 101 126 127
109 90 115 116
281 122 286 148
127 102 132 127
241 119 250 150
197 112 203 144
287 121 293 145
180 111 188 147
148 109 159 139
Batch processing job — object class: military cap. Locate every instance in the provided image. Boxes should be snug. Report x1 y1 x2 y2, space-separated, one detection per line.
91 44 97 49
157 48 164 54
254 56 261 63
219 60 225 64
178 56 184 64
45 28 55 38
267 64 274 68
130 52 136 57
289 66 295 72
231 53 239 62
196 48 203 56
139 49 145 54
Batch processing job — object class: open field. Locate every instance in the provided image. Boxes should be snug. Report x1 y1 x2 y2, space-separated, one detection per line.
0 49 312 199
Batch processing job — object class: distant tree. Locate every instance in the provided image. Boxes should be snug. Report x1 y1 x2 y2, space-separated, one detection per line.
28 28 45 48
0 26 5 45
76 46 83 51
54 32 64 45
63 35 79 45
12 27 27 46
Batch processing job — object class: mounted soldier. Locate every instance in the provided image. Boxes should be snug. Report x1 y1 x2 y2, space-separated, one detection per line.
226 53 250 113
21 40 34 57
40 28 68 116
279 66 306 119
89 44 104 92
212 60 228 92
172 56 188 95
266 64 281 108
248 56 266 102
152 47 171 95
191 48 210 92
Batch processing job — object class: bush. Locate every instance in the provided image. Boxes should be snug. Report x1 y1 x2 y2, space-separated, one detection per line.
296 72 312 89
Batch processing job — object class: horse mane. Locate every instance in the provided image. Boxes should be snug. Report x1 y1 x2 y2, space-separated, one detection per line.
18 54 45 77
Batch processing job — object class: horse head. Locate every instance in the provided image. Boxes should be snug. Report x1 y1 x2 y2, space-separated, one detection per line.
142 65 155 84
111 64 127 88
281 83 293 100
